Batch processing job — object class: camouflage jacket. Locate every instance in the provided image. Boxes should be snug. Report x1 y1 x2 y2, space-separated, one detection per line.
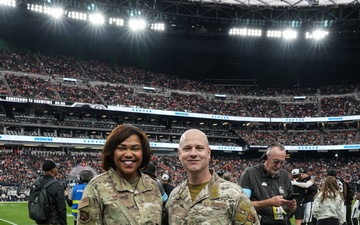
163 170 260 225
77 167 162 225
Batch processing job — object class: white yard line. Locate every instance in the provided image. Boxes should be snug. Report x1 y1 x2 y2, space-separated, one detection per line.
0 218 18 225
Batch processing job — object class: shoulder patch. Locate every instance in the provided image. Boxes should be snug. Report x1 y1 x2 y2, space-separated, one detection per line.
78 209 91 224
78 197 90 209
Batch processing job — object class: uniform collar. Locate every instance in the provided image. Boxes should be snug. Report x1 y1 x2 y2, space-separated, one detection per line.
175 169 221 204
109 167 155 193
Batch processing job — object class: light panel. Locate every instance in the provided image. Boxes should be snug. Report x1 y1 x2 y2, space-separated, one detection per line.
267 29 298 40
0 0 16 7
109 17 124 26
305 30 329 39
89 13 105 25
44 7 64 19
283 29 297 40
27 4 43 13
151 23 165 31
267 30 283 38
68 11 88 21
129 18 146 31
229 28 262 37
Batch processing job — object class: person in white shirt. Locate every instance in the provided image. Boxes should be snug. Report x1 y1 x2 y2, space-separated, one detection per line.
351 193 360 225
312 176 345 225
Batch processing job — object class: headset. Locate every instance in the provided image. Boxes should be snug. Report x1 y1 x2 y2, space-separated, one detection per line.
260 153 268 160
260 142 284 161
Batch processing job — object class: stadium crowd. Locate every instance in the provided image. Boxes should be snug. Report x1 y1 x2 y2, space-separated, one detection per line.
0 48 359 146
0 47 359 215
0 47 359 117
0 147 359 201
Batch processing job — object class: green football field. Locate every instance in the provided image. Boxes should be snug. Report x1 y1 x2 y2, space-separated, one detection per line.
0 202 74 225
0 202 297 225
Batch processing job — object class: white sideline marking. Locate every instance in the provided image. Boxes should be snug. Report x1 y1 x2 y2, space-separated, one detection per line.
0 218 18 225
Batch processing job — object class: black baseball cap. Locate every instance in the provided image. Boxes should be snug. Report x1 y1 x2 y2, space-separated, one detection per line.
142 163 156 178
42 160 61 172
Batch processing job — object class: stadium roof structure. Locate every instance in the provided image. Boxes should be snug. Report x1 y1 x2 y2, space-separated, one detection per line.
8 0 359 41
2 0 360 86
194 0 358 8
17 0 360 24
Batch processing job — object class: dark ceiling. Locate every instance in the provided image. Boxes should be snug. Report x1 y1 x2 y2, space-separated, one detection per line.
0 1 359 87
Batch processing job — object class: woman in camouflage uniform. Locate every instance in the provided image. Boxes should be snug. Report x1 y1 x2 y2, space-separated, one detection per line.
77 124 162 225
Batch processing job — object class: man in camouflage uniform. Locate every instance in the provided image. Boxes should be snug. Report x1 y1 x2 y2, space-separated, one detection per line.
163 129 259 225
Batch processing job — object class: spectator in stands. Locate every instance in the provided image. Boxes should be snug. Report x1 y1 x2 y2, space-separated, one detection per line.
160 173 175 197
163 129 259 225
312 176 345 225
76 124 162 225
239 142 297 225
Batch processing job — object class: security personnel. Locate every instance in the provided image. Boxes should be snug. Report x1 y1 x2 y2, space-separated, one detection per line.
65 170 94 225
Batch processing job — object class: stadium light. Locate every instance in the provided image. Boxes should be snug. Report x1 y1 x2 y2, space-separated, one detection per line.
267 29 297 40
129 18 146 31
89 13 105 25
282 29 297 40
0 0 16 7
229 28 262 37
109 17 124 27
44 7 64 19
151 23 165 31
27 4 64 19
27 3 43 13
305 29 329 40
267 30 283 38
67 11 88 21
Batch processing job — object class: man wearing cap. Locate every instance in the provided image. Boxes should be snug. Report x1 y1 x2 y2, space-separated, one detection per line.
32 159 67 225
290 169 314 225
161 174 175 196
298 169 317 225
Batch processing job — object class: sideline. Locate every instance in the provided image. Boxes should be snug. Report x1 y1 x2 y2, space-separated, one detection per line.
0 218 18 225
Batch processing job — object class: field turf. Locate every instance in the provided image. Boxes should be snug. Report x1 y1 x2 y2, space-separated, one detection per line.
0 202 74 225
0 201 297 225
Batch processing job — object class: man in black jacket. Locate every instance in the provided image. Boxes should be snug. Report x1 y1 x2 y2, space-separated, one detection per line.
33 160 67 225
